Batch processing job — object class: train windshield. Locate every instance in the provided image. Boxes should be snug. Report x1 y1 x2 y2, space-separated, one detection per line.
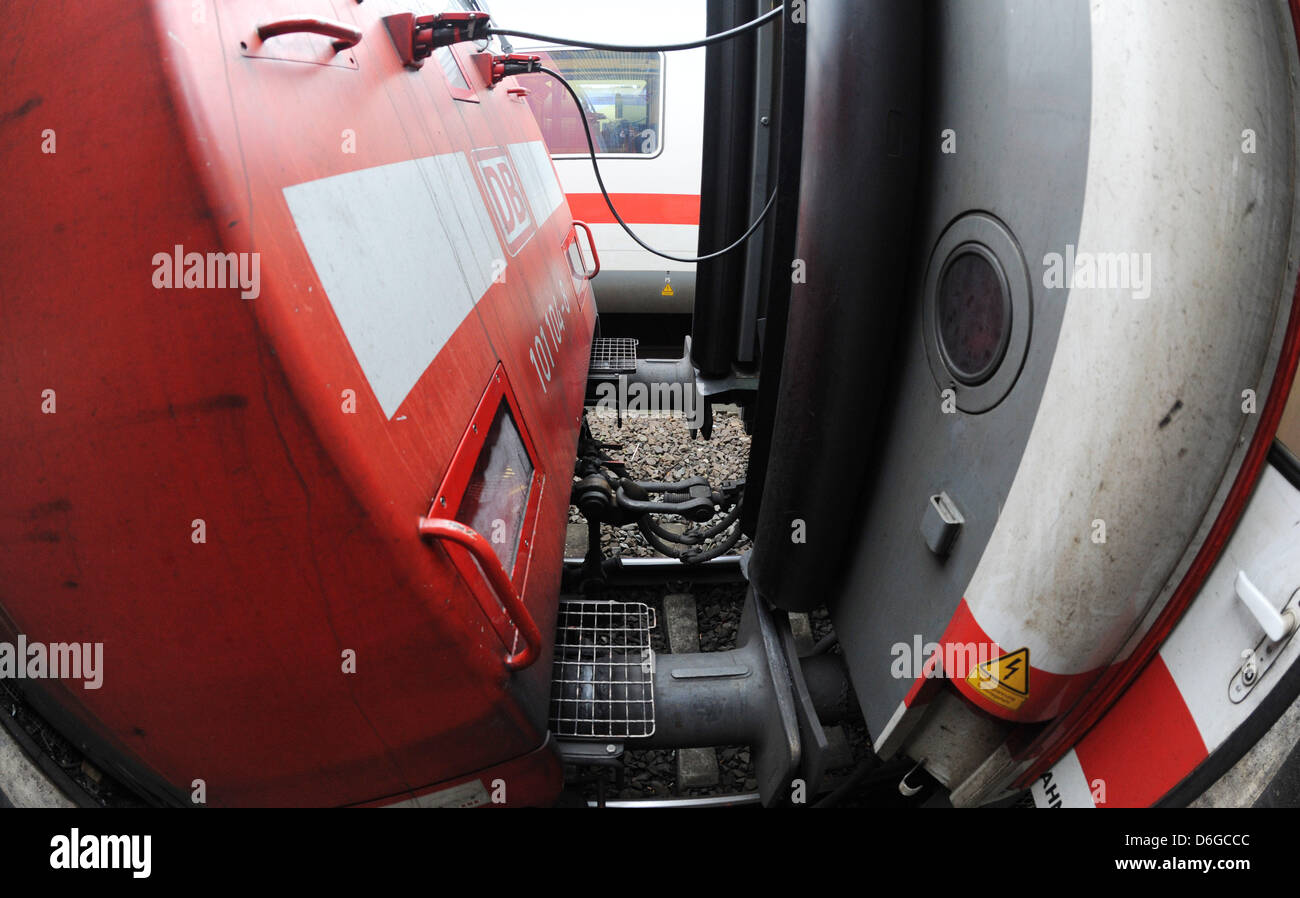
521 50 664 156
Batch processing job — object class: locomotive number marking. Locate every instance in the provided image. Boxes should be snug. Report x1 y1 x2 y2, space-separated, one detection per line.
528 290 574 394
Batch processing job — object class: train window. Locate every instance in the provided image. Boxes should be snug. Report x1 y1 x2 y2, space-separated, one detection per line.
519 50 664 157
936 247 1012 386
454 402 534 573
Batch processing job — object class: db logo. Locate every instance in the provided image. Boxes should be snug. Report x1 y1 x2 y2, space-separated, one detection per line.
473 149 534 255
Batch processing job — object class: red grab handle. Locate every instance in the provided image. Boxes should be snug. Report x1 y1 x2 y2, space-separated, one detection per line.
572 220 600 279
256 17 363 52
418 517 542 671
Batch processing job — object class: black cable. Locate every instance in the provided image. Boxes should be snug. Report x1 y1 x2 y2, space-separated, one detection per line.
540 65 777 264
810 757 914 809
637 495 744 563
632 477 710 492
811 632 838 656
639 516 743 564
491 5 782 53
472 1 512 53
643 491 744 546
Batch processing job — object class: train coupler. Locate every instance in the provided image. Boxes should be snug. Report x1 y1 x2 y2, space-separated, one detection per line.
571 414 745 575
548 593 851 806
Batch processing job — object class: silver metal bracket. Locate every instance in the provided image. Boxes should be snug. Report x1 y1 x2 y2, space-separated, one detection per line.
1229 584 1300 704
921 491 964 558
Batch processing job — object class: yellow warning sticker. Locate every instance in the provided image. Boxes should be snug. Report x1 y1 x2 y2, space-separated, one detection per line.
966 647 1030 711
661 281 674 297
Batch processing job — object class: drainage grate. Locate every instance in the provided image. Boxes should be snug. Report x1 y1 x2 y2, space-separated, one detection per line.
549 600 656 739
588 337 639 374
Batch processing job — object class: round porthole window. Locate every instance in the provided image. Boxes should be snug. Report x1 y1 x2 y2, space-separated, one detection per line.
922 214 1031 412
936 246 1012 385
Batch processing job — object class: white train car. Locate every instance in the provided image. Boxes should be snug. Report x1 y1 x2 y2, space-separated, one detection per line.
487 0 705 313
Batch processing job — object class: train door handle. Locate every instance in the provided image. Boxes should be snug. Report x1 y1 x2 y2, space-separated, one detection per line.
572 220 600 279
1234 570 1295 643
418 516 542 671
256 17 363 52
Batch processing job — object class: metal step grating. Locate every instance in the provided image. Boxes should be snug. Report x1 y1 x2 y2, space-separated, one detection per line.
588 337 639 374
549 600 656 739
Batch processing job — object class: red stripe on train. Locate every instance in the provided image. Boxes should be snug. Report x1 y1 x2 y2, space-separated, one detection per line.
901 597 1103 722
565 193 701 226
1072 655 1207 807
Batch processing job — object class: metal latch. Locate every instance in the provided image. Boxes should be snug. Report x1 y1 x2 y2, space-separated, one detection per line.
1229 572 1299 703
921 491 964 558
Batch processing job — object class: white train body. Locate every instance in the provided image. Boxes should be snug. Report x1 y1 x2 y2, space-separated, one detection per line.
490 0 705 313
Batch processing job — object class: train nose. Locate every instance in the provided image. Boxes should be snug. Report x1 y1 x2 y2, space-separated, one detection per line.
746 0 1300 801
